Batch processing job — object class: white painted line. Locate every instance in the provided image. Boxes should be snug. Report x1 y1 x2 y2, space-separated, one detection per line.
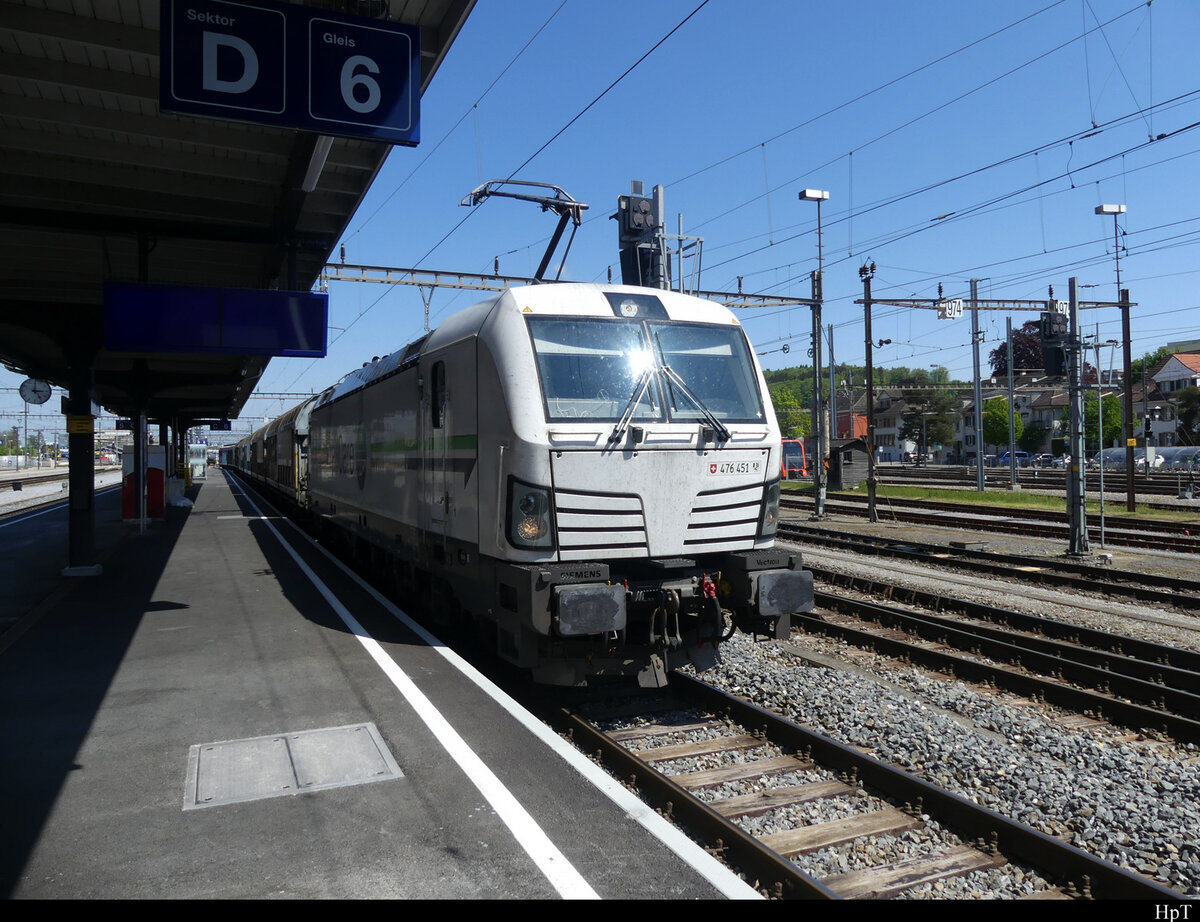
0 502 64 526
227 471 760 900
231 476 598 900
0 484 121 527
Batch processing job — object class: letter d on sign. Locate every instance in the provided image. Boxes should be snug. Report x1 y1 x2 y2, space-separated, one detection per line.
202 32 259 94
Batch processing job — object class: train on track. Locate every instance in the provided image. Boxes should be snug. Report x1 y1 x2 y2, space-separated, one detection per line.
221 283 813 686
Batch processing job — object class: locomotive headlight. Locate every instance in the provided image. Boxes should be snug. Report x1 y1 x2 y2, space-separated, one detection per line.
518 490 548 517
508 479 555 550
515 514 548 542
759 480 781 538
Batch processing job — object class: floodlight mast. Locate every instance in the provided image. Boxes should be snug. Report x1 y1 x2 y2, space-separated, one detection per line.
1094 203 1134 512
460 180 588 282
799 189 830 518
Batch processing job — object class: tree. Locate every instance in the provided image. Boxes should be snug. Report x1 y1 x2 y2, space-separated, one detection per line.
768 384 809 439
982 397 1022 452
762 366 813 411
1018 422 1048 454
1057 392 1123 452
988 321 1043 377
898 378 957 455
1088 392 1124 451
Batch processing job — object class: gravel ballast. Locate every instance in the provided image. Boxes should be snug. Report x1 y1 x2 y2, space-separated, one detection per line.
698 628 1200 896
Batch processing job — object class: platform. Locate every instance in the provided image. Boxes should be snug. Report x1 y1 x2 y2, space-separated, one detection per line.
0 472 756 899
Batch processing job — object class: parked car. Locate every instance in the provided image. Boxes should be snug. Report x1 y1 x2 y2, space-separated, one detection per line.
1089 448 1124 470
996 451 1031 467
1030 453 1053 467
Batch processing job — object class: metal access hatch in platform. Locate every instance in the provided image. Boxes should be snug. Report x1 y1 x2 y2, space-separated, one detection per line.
183 722 402 810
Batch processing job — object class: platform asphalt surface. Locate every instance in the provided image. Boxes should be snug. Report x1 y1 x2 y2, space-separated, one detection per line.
1 471 759 899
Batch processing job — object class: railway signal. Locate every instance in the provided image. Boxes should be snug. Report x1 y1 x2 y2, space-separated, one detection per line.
1040 308 1070 377
616 182 667 288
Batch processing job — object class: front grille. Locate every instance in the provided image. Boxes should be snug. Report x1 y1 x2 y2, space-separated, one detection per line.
684 483 762 549
554 489 648 561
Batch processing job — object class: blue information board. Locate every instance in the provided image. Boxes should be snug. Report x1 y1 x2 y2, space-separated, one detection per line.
104 283 329 358
160 0 420 145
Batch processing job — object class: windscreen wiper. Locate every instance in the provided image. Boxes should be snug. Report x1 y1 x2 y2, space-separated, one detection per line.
608 366 656 444
652 330 732 443
658 363 731 443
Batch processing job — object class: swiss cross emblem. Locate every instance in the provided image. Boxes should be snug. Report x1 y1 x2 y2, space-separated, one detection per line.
710 463 717 473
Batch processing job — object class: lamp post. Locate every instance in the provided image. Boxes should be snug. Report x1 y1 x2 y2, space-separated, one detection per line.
800 189 829 518
1095 203 1133 511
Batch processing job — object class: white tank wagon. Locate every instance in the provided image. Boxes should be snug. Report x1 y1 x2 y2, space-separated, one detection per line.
233 284 813 685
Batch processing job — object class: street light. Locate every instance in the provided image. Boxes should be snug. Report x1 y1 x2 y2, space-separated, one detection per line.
1095 203 1134 511
800 189 830 518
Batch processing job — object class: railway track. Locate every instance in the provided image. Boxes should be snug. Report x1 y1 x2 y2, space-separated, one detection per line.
804 491 1200 535
782 494 1200 553
777 521 1200 611
0 466 121 495
874 465 1200 502
797 581 1200 745
0 470 69 491
541 675 1178 900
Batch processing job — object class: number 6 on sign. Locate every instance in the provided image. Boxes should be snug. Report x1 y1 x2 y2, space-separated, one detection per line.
309 17 417 138
341 56 381 113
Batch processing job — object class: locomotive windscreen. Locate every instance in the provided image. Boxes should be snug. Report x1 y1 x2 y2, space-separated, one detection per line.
527 316 764 424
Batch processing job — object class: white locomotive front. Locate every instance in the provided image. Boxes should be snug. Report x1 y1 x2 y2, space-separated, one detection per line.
293 284 812 685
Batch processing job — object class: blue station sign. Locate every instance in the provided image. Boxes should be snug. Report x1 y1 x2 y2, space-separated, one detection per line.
160 0 420 145
105 283 329 358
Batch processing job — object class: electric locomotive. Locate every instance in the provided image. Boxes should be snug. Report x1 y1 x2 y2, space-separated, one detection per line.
230 284 813 686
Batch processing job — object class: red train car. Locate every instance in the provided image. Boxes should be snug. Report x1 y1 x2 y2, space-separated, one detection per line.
781 439 808 479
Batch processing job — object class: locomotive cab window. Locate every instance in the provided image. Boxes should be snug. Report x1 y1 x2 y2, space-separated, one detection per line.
526 316 764 424
527 317 661 422
651 323 765 423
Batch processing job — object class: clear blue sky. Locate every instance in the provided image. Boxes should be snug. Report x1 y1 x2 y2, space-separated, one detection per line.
5 0 1199 436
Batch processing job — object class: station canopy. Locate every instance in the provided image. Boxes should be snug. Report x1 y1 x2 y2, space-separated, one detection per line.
0 0 475 424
